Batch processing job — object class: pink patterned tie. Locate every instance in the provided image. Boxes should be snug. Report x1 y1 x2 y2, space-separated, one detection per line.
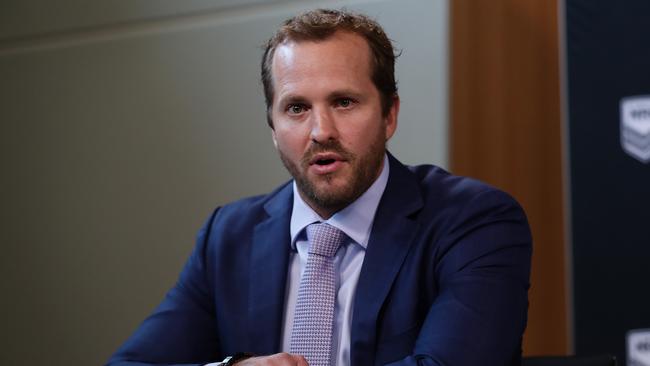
290 223 345 366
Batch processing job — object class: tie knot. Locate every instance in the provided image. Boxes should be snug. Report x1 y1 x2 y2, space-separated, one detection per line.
306 223 345 257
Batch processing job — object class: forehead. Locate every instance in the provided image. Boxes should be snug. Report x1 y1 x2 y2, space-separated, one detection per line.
270 31 374 90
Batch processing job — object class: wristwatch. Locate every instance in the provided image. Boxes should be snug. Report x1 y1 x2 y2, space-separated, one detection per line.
215 352 254 366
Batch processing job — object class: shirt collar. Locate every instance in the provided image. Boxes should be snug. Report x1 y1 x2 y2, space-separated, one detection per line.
289 154 390 249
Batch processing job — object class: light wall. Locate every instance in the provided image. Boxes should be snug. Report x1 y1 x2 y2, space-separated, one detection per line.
0 1 448 364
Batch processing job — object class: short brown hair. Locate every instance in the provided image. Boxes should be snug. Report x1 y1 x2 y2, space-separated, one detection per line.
261 9 398 127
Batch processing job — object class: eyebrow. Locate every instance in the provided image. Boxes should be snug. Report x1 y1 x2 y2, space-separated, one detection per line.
328 90 365 100
278 94 308 106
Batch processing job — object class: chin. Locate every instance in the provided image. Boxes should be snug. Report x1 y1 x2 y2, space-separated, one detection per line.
308 182 359 210
311 174 350 194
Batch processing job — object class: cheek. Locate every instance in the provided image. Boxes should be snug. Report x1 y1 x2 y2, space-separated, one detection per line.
342 115 384 143
273 129 303 155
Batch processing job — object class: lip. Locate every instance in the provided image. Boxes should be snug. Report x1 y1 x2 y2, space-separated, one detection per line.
308 152 346 175
308 152 344 165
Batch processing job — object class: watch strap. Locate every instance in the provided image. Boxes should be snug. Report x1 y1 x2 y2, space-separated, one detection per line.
218 352 254 366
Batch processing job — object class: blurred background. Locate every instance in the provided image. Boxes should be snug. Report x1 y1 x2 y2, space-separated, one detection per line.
1 0 648 365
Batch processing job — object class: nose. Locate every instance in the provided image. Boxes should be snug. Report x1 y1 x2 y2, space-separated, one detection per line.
310 106 339 143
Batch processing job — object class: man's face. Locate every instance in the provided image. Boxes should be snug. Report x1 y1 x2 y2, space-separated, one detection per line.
270 31 399 218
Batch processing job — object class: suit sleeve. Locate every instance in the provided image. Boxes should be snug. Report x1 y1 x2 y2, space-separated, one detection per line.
106 209 221 366
388 190 532 366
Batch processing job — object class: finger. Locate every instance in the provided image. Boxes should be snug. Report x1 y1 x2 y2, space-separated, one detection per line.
292 354 308 366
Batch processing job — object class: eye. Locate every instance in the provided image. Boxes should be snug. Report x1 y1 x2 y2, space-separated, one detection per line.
336 98 355 108
286 104 306 115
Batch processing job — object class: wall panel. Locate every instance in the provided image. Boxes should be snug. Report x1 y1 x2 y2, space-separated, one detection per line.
450 0 568 355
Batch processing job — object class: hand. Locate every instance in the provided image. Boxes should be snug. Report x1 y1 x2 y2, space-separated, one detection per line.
235 352 308 365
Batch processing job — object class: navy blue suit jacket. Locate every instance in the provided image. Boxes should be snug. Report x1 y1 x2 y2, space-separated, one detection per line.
108 154 532 366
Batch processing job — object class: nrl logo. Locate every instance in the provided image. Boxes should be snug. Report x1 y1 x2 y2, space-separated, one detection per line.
621 95 650 163
628 329 650 366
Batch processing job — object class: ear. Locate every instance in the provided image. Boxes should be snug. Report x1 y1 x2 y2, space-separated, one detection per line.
384 94 400 141
271 128 278 149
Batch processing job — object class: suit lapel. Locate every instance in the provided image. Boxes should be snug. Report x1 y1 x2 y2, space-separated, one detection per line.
248 183 293 355
351 154 424 366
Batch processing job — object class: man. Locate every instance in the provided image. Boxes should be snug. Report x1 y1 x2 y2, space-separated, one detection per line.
108 9 531 366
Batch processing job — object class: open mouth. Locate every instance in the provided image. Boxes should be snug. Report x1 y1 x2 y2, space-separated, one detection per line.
308 153 345 174
315 158 336 166
309 152 343 165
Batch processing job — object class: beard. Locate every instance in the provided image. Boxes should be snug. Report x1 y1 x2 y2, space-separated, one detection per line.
277 129 386 216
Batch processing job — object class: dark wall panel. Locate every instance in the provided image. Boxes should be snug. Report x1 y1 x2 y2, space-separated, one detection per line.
565 0 650 363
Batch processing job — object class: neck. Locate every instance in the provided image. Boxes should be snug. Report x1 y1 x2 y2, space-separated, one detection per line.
298 192 344 220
